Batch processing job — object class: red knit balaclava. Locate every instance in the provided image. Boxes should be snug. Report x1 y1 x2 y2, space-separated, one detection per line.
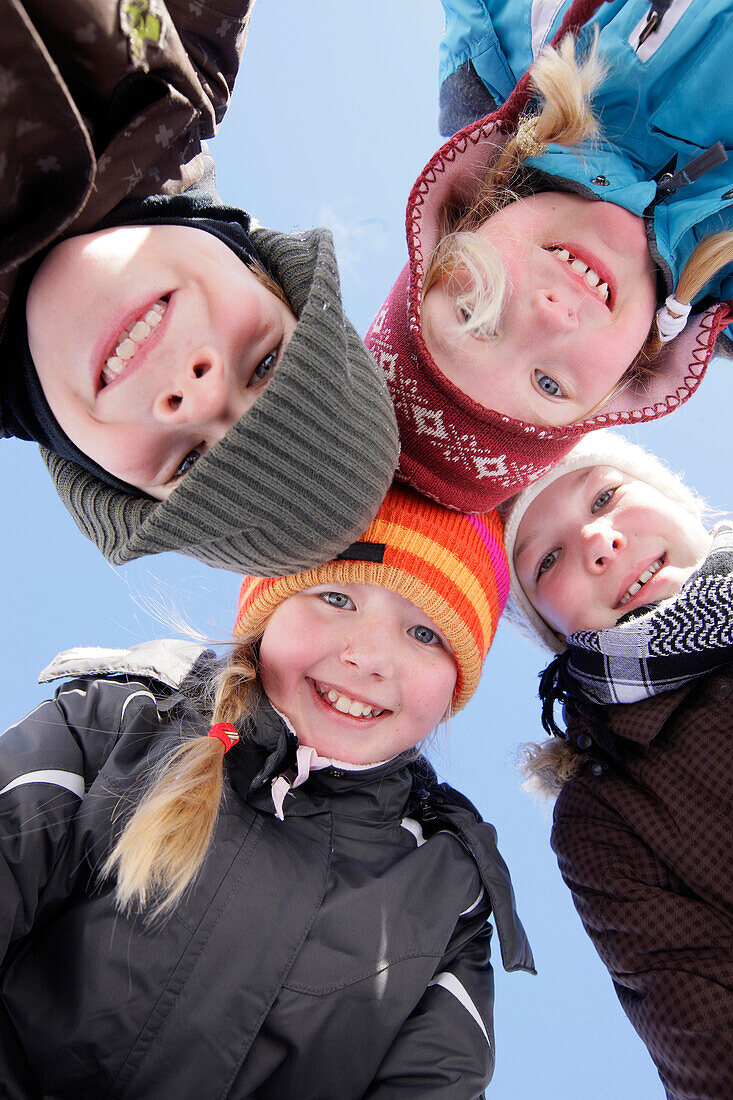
365 0 731 513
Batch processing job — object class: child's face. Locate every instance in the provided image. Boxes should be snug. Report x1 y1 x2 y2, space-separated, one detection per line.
258 582 457 764
421 193 657 425
26 225 297 498
513 466 711 637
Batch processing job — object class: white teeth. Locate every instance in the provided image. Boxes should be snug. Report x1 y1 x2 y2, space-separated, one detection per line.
618 558 664 607
129 320 151 341
548 248 609 303
116 338 137 360
320 684 381 719
101 298 167 386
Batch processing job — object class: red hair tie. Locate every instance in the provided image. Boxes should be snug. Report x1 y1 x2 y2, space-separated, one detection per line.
207 722 239 752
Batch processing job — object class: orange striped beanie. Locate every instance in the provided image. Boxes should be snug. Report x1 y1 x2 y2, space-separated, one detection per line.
235 484 509 712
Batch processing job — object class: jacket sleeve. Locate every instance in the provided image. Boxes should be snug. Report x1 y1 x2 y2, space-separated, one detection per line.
552 783 733 1100
364 911 495 1098
0 677 143 965
164 0 254 131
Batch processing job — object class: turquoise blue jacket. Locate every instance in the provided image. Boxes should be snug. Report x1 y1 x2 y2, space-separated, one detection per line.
439 0 733 332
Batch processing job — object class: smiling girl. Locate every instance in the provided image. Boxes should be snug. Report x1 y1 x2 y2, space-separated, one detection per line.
501 432 733 1098
0 485 533 1097
366 0 733 512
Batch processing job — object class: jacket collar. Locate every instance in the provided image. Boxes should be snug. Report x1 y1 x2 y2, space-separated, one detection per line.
226 698 415 821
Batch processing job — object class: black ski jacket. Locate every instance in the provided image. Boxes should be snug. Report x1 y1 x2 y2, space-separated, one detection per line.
0 641 534 1098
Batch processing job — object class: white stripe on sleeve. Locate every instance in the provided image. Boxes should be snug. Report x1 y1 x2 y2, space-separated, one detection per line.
428 971 491 1048
400 817 426 846
460 887 485 917
120 690 157 722
0 770 85 799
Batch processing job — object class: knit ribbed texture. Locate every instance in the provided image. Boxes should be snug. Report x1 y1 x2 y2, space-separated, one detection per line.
235 483 509 712
43 226 399 574
500 430 707 655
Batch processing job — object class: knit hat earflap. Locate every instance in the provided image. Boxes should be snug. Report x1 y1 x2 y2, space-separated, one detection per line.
235 484 509 712
500 431 707 654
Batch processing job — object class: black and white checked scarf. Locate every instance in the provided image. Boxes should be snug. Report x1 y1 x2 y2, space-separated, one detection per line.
553 523 733 706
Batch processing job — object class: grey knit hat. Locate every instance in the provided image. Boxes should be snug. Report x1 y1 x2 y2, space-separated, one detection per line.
43 225 399 575
500 431 706 654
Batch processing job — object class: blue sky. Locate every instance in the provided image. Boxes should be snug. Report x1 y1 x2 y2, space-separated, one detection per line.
2 2 731 1095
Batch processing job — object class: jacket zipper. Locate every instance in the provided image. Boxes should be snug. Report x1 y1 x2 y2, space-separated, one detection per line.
630 0 694 59
636 0 673 48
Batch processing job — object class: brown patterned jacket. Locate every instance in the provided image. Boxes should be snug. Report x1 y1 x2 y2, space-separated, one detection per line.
552 667 733 1100
0 0 252 328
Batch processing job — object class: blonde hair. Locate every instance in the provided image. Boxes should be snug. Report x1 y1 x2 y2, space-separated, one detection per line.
250 258 292 309
619 229 733 393
103 634 263 920
425 33 733 388
423 33 606 339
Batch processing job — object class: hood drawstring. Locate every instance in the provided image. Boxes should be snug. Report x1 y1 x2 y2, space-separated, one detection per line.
270 745 331 821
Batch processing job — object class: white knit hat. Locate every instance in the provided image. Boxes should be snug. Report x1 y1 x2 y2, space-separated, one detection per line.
500 431 707 654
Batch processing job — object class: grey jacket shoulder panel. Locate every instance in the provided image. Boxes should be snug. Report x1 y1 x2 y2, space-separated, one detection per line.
38 638 210 689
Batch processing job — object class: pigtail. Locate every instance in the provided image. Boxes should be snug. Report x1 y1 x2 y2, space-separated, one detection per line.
104 638 262 920
484 33 606 201
606 229 733 396
459 33 606 232
424 33 606 336
674 229 733 308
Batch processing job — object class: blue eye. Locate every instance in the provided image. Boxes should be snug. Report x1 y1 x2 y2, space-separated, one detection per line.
251 349 277 384
409 624 440 646
173 447 203 480
320 591 354 610
592 487 617 513
536 549 559 580
535 371 563 398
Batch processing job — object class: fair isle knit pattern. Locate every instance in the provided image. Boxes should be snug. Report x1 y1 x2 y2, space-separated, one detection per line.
44 226 399 575
564 523 733 705
366 264 563 512
235 484 509 712
364 8 730 512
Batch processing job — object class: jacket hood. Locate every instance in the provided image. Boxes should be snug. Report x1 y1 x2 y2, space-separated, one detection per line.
365 0 732 512
42 222 399 574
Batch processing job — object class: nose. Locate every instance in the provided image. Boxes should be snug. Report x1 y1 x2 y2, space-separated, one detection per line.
533 289 579 334
152 347 229 425
579 520 626 572
340 625 394 680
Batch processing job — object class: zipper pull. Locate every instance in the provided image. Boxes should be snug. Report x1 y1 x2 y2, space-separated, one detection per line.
637 0 673 49
654 142 728 199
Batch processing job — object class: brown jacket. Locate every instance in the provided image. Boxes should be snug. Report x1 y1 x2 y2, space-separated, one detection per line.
0 0 252 325
552 668 733 1100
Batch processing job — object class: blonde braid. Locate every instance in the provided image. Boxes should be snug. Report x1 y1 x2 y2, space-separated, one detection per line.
104 637 262 920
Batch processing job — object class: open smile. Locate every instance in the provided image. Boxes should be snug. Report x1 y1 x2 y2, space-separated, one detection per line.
615 554 665 609
96 294 172 393
310 678 391 720
545 245 614 309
